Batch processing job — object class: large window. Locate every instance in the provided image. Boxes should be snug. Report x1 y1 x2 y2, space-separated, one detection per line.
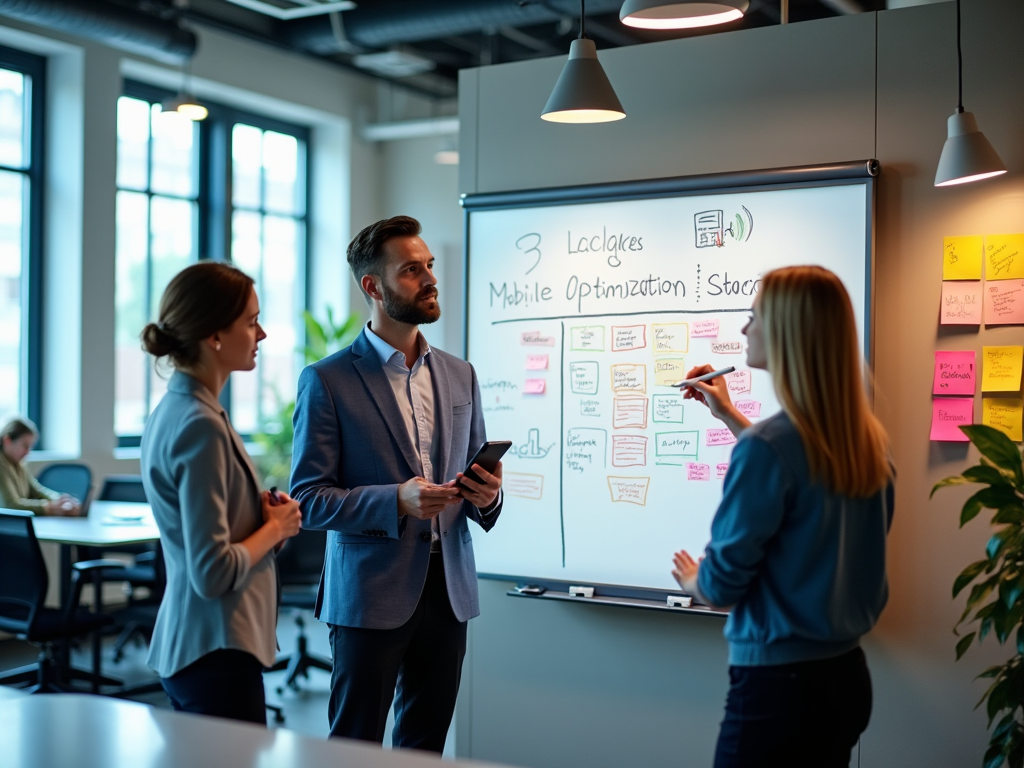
114 82 309 445
0 46 44 428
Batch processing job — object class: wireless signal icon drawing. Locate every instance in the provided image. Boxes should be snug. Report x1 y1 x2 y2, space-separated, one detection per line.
730 206 754 243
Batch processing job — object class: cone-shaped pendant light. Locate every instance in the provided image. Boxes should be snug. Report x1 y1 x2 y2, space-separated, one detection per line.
934 0 1005 186
541 0 625 124
619 0 748 30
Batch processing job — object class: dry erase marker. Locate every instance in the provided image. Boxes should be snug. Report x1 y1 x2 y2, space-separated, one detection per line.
269 486 282 504
673 366 736 389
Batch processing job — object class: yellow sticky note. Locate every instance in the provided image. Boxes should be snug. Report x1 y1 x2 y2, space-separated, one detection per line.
985 234 1024 280
943 236 983 280
982 346 1024 392
983 397 1023 442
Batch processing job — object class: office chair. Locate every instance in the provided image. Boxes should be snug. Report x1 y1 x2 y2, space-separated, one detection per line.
90 476 164 664
0 510 123 693
268 528 332 693
36 462 93 511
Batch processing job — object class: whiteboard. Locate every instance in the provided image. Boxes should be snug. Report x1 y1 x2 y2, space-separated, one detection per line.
465 176 872 593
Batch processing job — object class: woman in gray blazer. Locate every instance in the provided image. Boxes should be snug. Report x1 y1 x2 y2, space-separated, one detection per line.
140 261 302 725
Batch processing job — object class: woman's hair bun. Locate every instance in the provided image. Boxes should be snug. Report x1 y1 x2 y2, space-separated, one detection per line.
140 322 180 359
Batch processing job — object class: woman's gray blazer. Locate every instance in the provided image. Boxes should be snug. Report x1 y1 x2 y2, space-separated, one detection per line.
141 371 277 678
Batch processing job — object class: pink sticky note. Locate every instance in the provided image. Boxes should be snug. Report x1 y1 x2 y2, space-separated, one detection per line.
691 319 720 338
687 463 711 481
524 379 546 395
933 351 976 396
984 279 1024 325
716 462 729 479
930 398 973 442
526 354 549 370
706 428 737 446
734 400 761 417
940 281 982 325
725 370 752 395
521 331 556 346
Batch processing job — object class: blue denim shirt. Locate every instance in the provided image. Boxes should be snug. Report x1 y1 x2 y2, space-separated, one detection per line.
698 411 893 666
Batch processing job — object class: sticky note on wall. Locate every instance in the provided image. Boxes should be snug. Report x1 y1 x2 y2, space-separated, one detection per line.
984 279 1024 325
930 398 973 442
933 350 976 396
943 236 983 280
983 398 1023 442
985 234 1024 280
940 281 982 325
982 346 1024 392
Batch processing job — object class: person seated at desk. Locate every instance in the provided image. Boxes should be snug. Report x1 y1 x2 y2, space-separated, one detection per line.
672 265 894 768
140 261 302 725
0 416 82 516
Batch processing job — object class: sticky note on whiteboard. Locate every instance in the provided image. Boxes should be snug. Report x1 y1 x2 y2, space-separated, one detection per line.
523 379 546 395
526 354 549 370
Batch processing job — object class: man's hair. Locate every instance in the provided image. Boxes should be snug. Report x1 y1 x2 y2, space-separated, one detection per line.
346 216 422 303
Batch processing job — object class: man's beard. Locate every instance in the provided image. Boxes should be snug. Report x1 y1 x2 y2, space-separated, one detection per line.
381 280 441 325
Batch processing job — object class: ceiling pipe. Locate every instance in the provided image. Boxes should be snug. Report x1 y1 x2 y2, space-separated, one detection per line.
360 116 459 142
284 0 624 54
0 0 197 64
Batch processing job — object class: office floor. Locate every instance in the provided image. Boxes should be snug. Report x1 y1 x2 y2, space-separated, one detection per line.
0 609 335 738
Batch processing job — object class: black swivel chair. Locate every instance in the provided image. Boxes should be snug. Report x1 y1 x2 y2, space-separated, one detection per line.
268 528 332 693
35 463 93 512
0 510 124 693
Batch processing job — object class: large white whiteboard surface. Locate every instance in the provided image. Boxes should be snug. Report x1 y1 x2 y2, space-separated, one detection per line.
466 181 870 592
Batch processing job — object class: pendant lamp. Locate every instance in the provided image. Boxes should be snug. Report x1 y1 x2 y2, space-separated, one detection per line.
541 0 626 124
619 0 747 29
934 0 1005 186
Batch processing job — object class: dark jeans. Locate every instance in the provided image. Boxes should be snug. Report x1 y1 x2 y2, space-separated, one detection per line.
161 648 267 726
327 553 467 753
714 647 872 768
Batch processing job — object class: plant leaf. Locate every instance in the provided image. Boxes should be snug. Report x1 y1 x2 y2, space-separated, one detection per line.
962 424 1024 487
978 665 1004 679
993 713 1017 742
986 677 1009 725
964 464 1015 487
993 503 1024 525
1018 625 1024 656
983 742 1007 768
961 490 988 526
932 475 970 498
956 632 976 660
955 560 990 598
967 580 999 613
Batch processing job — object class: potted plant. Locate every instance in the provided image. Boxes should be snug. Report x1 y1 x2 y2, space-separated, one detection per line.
932 424 1024 768
253 308 362 487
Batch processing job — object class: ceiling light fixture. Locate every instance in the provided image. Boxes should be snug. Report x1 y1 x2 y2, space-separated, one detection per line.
161 93 208 121
934 0 1005 187
541 0 625 124
619 0 747 30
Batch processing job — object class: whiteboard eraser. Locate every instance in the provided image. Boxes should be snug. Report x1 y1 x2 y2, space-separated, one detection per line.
667 595 692 608
568 585 594 598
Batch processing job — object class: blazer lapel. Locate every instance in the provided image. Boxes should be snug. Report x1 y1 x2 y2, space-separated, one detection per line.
430 351 454 484
352 335 421 478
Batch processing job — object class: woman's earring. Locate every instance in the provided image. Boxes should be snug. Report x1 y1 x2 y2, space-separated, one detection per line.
215 342 222 351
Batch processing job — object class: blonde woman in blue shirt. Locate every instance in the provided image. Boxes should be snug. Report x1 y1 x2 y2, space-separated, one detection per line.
140 262 302 724
674 265 893 768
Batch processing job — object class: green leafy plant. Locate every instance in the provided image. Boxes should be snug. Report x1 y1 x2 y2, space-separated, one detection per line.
252 309 362 488
932 424 1024 768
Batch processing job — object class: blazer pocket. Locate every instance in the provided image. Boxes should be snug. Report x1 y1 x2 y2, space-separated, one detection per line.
452 403 472 415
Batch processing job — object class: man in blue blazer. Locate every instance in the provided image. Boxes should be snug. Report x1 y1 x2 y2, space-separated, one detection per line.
290 215 503 752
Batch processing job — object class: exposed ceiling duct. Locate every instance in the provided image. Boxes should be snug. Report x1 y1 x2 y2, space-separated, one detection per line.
0 0 197 64
283 0 625 55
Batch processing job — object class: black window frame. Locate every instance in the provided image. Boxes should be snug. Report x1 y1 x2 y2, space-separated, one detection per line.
0 45 46 438
116 80 311 448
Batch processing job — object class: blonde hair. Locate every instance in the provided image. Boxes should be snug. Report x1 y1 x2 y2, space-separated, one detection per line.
759 266 891 498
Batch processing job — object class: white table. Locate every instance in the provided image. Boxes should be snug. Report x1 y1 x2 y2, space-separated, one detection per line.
0 695 518 768
32 501 159 548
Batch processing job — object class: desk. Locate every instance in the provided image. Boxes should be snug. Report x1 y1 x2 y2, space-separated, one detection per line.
32 501 159 549
0 695 517 768
31 502 160 693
